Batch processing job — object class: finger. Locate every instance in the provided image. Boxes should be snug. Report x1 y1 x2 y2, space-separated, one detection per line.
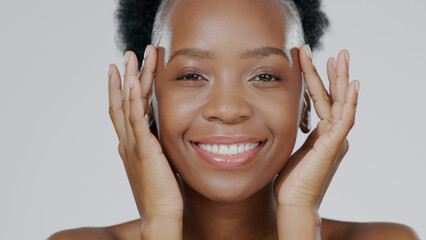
108 64 125 139
309 80 358 166
299 44 332 120
331 50 350 123
129 75 150 135
138 45 157 115
123 51 140 145
328 80 359 146
129 75 159 159
124 50 140 90
327 57 337 100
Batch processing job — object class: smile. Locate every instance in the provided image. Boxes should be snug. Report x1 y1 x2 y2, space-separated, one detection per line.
196 142 260 156
190 136 267 169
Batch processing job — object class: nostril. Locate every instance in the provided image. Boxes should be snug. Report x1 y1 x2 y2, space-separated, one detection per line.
206 115 249 124
202 104 253 124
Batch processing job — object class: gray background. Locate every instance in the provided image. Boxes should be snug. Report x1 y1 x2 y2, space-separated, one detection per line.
0 0 425 239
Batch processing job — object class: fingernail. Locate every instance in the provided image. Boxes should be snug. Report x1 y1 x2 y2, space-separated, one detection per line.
124 51 129 65
130 76 135 89
108 64 112 78
355 80 360 93
345 51 350 65
304 45 312 59
144 45 151 59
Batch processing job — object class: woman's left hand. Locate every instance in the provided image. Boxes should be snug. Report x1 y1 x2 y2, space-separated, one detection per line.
273 45 359 238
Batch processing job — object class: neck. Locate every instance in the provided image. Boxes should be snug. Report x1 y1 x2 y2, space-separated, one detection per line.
181 180 278 240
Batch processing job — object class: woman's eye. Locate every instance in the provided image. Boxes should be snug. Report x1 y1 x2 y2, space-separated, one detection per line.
254 73 281 82
176 73 203 81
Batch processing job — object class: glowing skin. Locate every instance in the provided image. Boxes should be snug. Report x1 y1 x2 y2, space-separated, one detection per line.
153 0 304 204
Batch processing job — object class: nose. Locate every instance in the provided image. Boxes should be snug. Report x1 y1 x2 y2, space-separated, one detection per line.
201 80 253 124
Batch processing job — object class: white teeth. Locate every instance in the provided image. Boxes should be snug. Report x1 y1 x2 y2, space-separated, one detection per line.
238 144 245 154
250 142 259 150
206 144 212 152
219 145 228 155
212 144 219 154
197 142 262 156
228 144 238 155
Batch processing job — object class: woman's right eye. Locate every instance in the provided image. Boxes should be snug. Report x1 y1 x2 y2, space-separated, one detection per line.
176 73 204 81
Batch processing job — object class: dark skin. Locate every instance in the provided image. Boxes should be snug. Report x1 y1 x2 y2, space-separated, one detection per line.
49 0 418 239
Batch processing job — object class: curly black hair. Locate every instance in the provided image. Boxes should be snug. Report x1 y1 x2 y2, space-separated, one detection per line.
116 0 329 67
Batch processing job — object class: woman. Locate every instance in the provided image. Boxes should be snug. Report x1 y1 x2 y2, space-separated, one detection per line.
49 0 418 239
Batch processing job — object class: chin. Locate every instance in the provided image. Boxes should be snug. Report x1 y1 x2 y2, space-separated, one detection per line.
180 169 276 203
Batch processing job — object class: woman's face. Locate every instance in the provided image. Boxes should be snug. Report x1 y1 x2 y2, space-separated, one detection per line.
153 0 304 202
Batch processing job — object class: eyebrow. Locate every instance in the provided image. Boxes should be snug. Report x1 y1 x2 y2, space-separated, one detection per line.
167 46 290 64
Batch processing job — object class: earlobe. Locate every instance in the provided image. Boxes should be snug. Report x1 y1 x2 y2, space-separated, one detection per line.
300 89 311 133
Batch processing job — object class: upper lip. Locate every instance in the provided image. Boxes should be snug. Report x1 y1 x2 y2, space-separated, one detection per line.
191 136 266 145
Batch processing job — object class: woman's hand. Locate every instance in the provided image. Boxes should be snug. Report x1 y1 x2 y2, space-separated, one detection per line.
274 45 359 239
108 45 183 239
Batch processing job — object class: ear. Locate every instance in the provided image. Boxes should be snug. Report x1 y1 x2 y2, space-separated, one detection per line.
300 87 311 133
147 92 159 139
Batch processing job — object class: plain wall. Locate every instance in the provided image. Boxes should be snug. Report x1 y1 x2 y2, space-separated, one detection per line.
0 0 425 239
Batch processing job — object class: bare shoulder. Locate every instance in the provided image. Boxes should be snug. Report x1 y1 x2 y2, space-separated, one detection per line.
47 217 419 240
47 219 141 240
321 218 420 240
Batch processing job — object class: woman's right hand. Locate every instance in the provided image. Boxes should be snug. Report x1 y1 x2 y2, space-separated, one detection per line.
108 45 183 238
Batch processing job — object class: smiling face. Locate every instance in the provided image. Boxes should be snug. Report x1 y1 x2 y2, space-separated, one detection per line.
152 0 306 202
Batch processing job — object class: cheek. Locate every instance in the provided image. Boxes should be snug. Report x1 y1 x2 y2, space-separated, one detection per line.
265 103 299 169
265 96 300 142
250 83 302 174
155 85 203 164
157 87 203 135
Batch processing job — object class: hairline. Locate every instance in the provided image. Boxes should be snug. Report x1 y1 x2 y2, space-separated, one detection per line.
151 0 305 55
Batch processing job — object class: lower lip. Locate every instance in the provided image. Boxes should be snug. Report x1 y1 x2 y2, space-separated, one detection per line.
191 142 265 169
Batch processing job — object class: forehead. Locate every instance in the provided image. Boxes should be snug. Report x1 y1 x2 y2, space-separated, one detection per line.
162 0 290 60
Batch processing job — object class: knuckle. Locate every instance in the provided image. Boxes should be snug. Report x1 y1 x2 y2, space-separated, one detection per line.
334 96 344 104
129 94 139 104
109 106 118 118
129 115 140 128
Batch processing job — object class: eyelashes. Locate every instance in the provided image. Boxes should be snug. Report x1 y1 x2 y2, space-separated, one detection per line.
254 73 281 82
176 71 282 82
176 72 204 81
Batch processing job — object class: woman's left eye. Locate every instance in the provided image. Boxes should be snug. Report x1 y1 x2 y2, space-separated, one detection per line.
254 73 281 82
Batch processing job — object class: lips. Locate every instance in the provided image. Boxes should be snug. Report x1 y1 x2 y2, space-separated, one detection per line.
190 136 266 169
